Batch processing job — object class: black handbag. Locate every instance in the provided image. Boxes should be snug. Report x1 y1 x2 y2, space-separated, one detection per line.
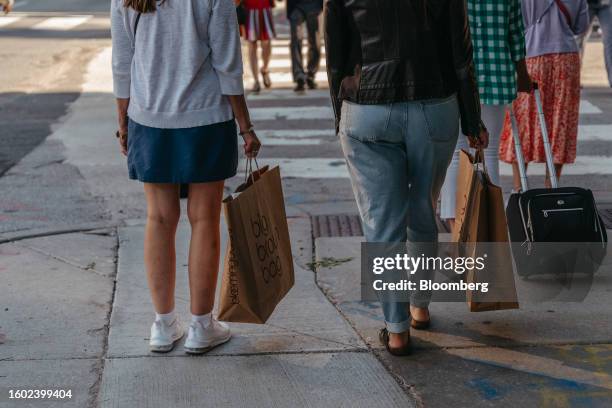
506 86 607 278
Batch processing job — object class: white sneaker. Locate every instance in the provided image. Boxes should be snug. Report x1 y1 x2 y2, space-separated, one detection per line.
184 316 231 355
149 318 184 353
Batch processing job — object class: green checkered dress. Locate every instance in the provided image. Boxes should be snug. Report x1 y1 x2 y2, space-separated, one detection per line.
468 0 526 105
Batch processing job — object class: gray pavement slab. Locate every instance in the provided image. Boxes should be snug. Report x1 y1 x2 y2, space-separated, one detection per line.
107 220 365 359
315 236 612 349
0 358 99 408
0 232 116 361
314 235 612 404
99 353 414 408
377 344 612 407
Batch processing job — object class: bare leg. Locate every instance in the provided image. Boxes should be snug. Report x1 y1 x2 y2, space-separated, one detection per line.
143 183 181 314
260 40 272 87
248 41 261 90
410 305 430 322
545 164 563 188
261 40 271 72
186 181 225 315
512 162 528 192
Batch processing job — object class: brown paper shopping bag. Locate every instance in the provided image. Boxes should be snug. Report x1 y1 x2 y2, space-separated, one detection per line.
453 150 519 312
218 164 295 324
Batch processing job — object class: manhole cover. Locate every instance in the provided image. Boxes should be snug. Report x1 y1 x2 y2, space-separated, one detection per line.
312 214 450 237
312 214 363 238
600 208 612 230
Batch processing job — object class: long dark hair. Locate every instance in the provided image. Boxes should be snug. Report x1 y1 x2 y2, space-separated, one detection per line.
123 0 166 13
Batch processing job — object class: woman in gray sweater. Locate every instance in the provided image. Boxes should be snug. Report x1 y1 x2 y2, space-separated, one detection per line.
111 0 260 354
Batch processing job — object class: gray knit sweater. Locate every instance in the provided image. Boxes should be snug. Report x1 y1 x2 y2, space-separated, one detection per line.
110 0 244 129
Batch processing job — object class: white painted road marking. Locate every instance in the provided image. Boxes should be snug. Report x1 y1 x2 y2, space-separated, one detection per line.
251 105 333 121
237 156 612 179
579 124 612 141
247 89 330 100
255 129 335 145
269 59 326 69
239 158 349 178
32 16 92 31
0 16 22 28
580 99 603 114
500 156 612 175
267 71 328 84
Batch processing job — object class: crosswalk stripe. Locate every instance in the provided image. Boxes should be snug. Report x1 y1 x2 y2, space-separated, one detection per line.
251 97 600 119
258 135 324 145
256 125 612 146
580 100 603 114
579 124 612 141
240 158 349 178
500 156 612 176
269 59 326 69
256 129 335 145
247 89 330 100
269 46 327 56
251 105 333 120
238 156 612 179
0 16 22 28
263 71 328 84
31 16 92 31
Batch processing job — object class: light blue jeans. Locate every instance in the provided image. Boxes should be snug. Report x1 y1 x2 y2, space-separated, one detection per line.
440 104 505 219
579 4 612 87
339 95 460 333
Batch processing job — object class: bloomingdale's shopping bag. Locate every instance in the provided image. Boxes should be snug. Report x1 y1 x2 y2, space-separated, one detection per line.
218 165 295 324
453 149 519 312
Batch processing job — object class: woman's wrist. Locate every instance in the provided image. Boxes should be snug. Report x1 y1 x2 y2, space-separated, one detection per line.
239 124 254 135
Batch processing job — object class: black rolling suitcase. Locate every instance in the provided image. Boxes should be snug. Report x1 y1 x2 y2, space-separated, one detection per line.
506 86 607 278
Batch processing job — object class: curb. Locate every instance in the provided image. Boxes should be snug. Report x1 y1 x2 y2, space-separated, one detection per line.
0 221 120 244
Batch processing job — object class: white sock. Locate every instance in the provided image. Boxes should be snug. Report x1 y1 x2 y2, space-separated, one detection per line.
191 313 212 326
155 310 176 325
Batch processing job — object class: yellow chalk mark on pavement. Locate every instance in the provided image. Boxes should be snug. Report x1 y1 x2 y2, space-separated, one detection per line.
415 331 612 391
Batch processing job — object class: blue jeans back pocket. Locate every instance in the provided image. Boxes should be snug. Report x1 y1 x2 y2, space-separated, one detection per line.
340 101 393 143
421 95 460 143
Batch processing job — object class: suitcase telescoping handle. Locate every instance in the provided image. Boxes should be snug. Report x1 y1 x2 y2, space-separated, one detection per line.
508 83 559 192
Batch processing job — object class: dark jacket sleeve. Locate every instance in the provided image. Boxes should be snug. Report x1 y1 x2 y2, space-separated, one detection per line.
324 0 348 134
449 0 483 137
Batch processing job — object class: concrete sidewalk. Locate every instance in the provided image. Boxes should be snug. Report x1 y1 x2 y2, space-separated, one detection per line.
315 236 612 407
0 215 417 407
98 217 414 407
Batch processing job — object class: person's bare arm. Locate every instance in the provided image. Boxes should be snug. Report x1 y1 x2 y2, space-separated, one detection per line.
228 95 261 158
115 98 129 156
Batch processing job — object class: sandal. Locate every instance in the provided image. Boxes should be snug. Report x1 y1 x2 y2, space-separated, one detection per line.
410 306 431 330
251 82 261 94
410 318 431 330
379 328 411 356
261 69 272 88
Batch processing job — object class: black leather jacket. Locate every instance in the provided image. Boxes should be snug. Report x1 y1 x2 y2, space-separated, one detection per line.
324 0 483 137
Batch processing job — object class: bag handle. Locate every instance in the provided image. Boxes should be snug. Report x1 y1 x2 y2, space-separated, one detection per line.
473 148 487 174
553 0 573 28
243 156 261 184
508 83 558 192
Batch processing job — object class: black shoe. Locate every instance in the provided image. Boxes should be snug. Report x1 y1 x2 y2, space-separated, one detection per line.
251 82 261 94
306 77 317 89
294 78 305 92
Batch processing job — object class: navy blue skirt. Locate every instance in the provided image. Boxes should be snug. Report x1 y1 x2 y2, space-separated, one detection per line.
127 119 238 183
